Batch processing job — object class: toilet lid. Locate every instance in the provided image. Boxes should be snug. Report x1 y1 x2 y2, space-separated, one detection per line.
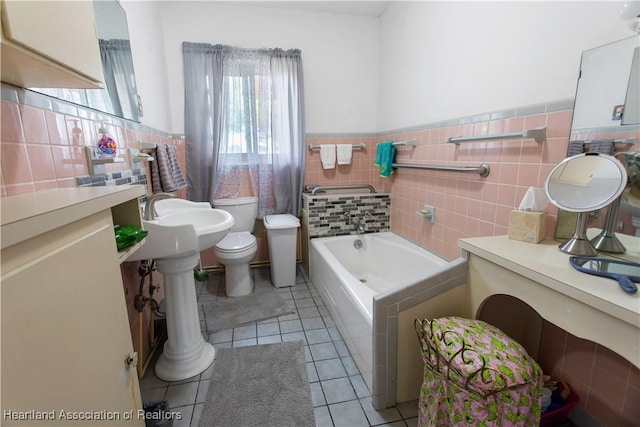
216 232 257 252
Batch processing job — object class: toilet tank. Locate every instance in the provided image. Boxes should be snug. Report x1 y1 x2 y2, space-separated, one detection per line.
212 197 258 233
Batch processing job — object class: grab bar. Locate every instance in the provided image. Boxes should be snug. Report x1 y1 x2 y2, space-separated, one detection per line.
308 143 366 151
446 127 546 144
311 184 377 195
391 162 490 177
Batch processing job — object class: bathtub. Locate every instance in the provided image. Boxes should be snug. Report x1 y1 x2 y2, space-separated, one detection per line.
309 231 449 392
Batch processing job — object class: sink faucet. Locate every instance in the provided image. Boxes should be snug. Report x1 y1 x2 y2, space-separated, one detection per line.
144 192 176 220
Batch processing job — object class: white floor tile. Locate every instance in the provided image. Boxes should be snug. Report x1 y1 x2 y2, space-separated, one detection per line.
141 268 421 427
328 400 369 427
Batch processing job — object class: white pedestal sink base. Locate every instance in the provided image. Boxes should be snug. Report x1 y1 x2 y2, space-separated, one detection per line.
154 254 214 382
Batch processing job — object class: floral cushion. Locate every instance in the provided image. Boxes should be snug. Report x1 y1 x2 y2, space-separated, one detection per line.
415 317 543 427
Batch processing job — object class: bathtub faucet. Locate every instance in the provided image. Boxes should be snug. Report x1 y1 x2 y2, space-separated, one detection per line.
343 210 365 234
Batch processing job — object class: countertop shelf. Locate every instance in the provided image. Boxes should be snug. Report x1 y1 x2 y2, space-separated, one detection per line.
84 146 126 175
117 240 146 264
1 185 145 250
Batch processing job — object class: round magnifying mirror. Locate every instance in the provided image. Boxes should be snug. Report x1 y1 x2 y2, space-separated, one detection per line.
545 153 628 256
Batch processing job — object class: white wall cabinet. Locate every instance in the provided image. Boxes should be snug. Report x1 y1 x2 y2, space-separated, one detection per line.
1 186 146 426
0 0 103 89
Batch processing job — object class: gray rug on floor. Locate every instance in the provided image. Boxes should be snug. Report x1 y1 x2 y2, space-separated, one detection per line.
199 341 315 427
201 289 294 333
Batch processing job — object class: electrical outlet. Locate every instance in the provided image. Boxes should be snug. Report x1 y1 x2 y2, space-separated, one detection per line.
423 204 435 223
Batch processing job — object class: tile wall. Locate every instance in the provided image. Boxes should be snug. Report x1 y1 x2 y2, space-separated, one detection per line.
76 169 147 188
538 322 639 426
303 193 390 239
3 81 639 425
0 83 185 369
303 100 640 426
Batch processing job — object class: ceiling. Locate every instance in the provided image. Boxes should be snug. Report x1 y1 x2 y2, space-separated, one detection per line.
227 1 391 17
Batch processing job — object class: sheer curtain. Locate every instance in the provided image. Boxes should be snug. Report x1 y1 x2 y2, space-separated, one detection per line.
182 43 305 217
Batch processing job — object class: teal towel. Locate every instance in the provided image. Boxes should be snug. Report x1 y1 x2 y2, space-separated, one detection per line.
374 141 396 177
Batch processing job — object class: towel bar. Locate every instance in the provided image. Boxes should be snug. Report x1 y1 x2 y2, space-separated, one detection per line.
392 139 417 147
447 127 546 144
308 143 365 151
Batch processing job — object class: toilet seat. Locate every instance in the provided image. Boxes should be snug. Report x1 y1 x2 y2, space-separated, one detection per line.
215 232 257 254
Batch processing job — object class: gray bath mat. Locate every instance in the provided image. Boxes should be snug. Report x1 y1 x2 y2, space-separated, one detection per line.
199 341 315 427
201 290 294 333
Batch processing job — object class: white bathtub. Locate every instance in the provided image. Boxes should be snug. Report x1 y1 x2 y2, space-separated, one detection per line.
309 231 448 391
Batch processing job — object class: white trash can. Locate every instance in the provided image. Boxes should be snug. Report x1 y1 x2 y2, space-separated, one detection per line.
263 214 301 287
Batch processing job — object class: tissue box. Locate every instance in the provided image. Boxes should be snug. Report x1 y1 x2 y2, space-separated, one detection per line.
508 210 547 243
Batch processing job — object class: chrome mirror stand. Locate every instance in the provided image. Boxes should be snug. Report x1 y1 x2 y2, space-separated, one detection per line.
559 212 598 256
590 196 627 254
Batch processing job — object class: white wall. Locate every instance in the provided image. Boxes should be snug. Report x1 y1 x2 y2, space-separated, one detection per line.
121 0 173 133
156 1 379 134
125 1 636 135
377 1 635 131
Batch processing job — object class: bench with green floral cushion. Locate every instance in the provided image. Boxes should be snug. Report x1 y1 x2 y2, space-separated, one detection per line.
414 316 543 426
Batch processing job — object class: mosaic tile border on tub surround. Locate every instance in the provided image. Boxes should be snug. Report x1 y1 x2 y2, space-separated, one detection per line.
304 193 390 238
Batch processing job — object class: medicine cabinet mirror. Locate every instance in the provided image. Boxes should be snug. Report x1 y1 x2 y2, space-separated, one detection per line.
27 0 141 122
556 34 640 248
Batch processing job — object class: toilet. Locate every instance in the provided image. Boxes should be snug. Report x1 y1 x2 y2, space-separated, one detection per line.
212 197 258 297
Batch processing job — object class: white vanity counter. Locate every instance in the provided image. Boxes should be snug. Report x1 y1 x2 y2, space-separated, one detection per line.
459 234 640 368
1 185 146 424
1 185 145 249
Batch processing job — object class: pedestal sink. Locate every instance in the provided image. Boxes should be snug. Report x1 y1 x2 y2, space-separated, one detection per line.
127 207 234 381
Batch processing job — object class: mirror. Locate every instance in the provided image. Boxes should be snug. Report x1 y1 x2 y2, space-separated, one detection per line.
622 46 640 125
557 34 640 245
571 35 640 130
569 256 639 294
27 0 141 121
546 153 628 256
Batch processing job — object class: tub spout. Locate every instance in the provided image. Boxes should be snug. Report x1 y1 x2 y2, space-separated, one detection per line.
344 210 365 234
353 219 365 234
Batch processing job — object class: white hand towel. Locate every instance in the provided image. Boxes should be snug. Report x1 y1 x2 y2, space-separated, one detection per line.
336 144 353 165
320 144 336 169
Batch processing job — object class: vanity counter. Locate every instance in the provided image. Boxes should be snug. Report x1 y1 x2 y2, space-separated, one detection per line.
1 185 146 425
459 235 640 368
1 185 145 250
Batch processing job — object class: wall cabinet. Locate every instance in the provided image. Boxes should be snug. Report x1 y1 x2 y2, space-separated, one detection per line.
0 0 103 88
1 186 145 426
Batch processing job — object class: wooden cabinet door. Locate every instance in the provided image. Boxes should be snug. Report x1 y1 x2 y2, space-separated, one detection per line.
1 212 143 426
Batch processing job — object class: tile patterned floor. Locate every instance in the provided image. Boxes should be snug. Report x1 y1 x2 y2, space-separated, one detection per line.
139 265 419 427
